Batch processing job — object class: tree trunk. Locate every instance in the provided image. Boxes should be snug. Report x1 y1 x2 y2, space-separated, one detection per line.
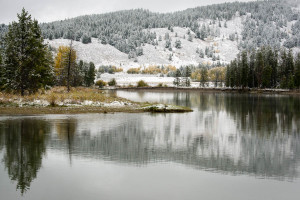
67 40 73 92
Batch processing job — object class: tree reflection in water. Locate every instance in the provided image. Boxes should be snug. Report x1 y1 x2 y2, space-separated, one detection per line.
0 119 50 195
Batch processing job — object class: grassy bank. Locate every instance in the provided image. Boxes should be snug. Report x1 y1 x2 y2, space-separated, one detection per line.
0 87 192 115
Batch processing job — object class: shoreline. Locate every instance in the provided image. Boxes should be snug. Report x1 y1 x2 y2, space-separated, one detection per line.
0 86 193 115
0 104 193 115
0 106 144 115
1 86 299 115
109 86 300 95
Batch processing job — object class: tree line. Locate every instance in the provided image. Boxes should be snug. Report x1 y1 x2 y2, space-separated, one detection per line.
0 9 96 95
225 47 300 89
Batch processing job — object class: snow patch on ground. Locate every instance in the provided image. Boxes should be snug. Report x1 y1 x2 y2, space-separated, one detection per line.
99 72 223 88
4 97 131 108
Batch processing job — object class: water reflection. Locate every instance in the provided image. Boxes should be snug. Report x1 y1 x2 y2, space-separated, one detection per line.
55 119 77 164
44 114 300 181
0 92 300 195
0 119 50 194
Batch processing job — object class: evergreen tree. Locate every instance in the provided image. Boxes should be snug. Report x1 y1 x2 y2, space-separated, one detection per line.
82 34 91 44
3 8 53 95
188 34 193 42
241 51 249 88
269 48 278 88
175 40 182 49
0 51 3 89
262 63 272 88
165 40 171 49
100 36 107 44
255 50 264 88
279 49 294 88
199 49 204 58
232 60 239 87
185 66 192 87
84 62 96 87
173 69 181 87
168 54 173 61
248 49 256 88
295 53 300 88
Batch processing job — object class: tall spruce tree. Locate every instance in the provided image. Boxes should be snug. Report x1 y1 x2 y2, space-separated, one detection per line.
295 53 300 88
248 49 256 88
184 66 192 87
0 51 3 89
255 50 264 88
84 62 96 87
269 48 278 88
3 8 53 95
241 51 249 88
173 69 181 87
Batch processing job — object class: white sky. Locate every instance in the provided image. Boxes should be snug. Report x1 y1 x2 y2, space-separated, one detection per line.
0 0 254 24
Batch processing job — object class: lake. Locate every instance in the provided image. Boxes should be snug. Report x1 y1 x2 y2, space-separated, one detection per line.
0 90 300 200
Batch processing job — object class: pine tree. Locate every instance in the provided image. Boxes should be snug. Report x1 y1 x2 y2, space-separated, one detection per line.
185 66 192 87
188 34 193 42
248 49 256 88
82 34 91 44
175 40 182 49
0 51 3 88
200 67 208 87
295 53 300 88
199 49 204 58
165 40 171 49
173 69 181 87
100 36 107 44
262 63 272 88
269 49 278 88
84 62 96 87
241 51 249 88
3 8 53 95
255 50 264 88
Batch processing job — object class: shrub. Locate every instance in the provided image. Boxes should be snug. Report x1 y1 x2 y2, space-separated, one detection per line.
95 80 107 88
82 35 92 44
108 78 117 86
137 80 148 87
48 93 57 107
127 67 141 74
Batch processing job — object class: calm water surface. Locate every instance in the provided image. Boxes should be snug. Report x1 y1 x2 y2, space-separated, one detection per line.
0 91 300 200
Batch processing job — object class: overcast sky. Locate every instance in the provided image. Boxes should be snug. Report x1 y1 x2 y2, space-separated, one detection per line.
0 0 253 24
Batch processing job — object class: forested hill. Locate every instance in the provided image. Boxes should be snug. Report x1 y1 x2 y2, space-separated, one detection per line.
1 0 300 67
39 0 299 49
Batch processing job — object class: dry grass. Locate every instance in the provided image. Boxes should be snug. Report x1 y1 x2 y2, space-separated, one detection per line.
0 86 126 106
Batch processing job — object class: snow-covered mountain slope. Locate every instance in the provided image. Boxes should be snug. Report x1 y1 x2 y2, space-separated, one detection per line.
46 17 241 70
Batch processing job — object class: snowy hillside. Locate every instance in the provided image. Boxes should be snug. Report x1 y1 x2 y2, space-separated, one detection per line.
40 0 300 69
46 16 243 69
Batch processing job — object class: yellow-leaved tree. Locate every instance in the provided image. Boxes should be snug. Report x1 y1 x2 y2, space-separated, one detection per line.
54 44 78 90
